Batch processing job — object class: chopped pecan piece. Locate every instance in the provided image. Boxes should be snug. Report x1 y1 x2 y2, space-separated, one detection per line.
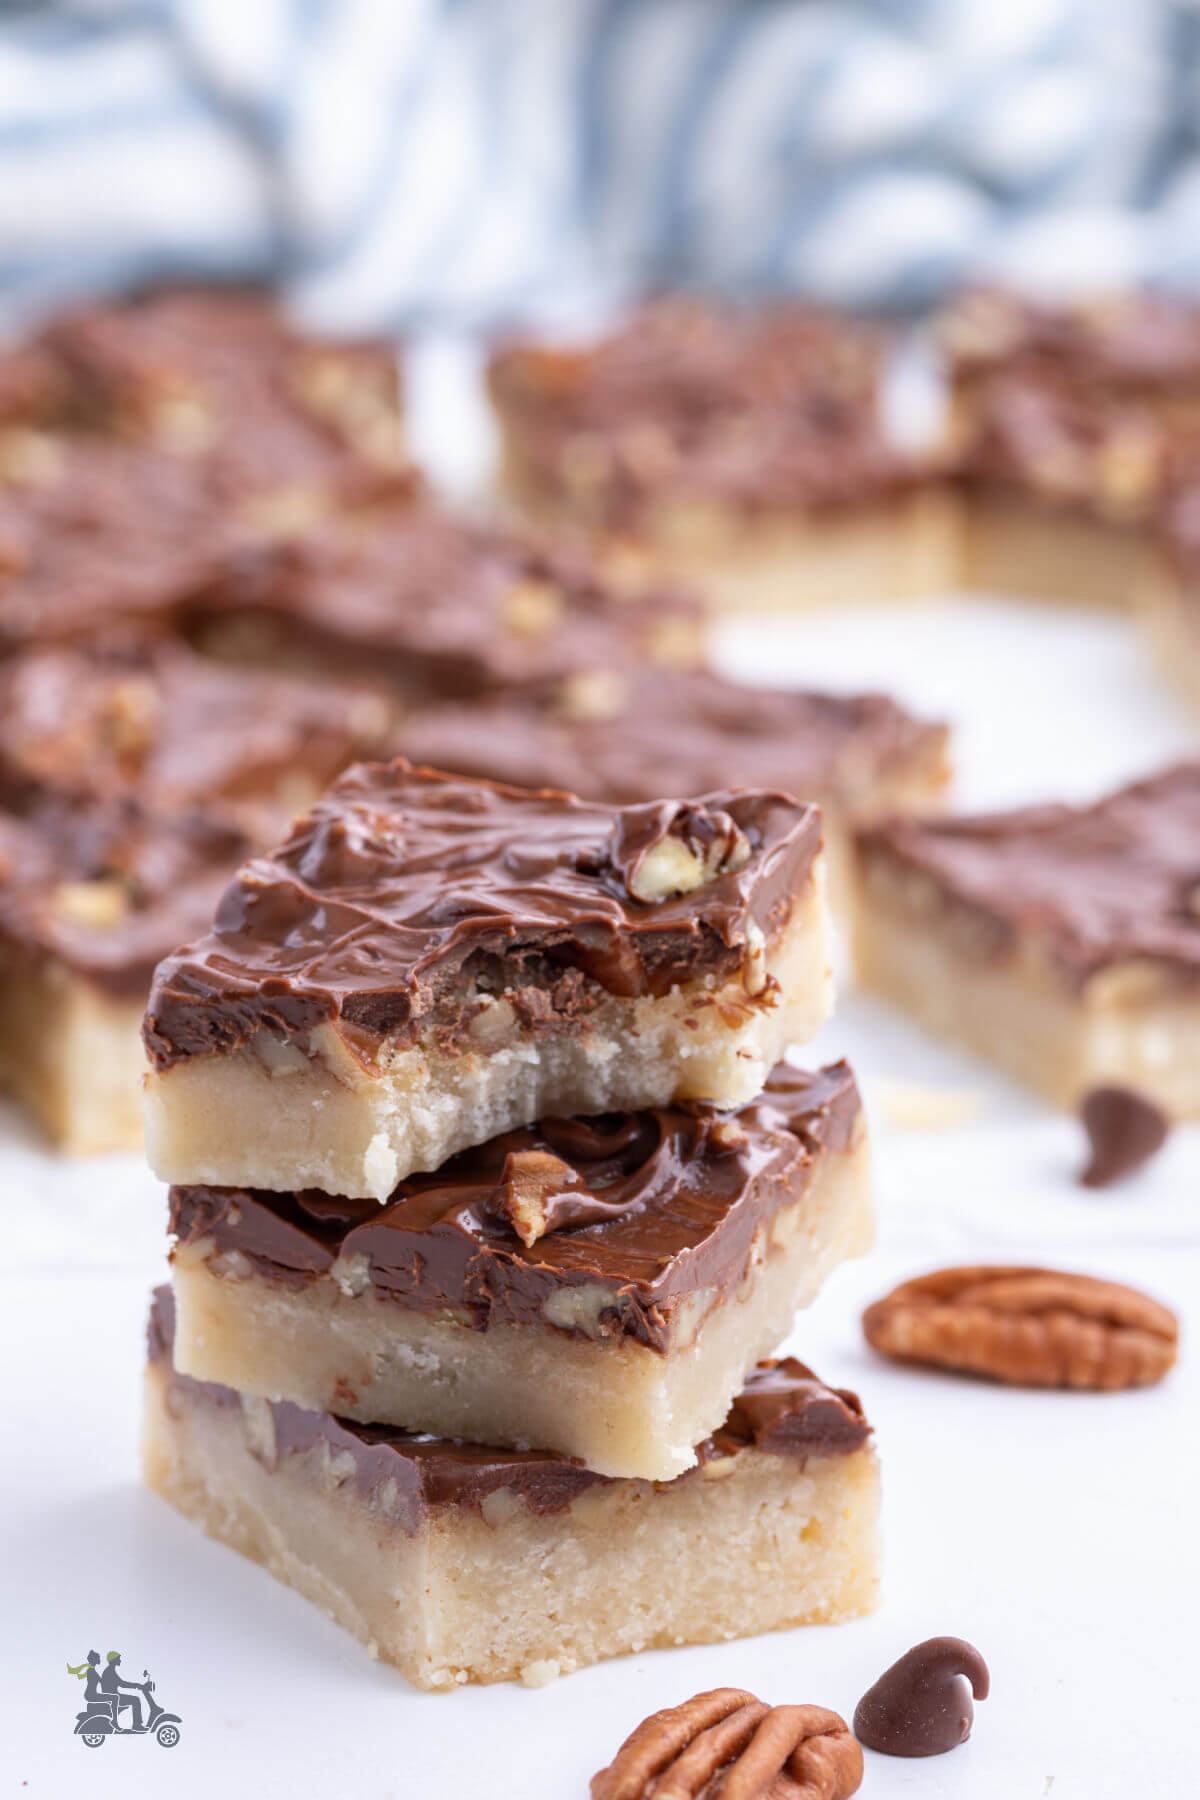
862 1265 1178 1390
611 800 752 905
494 1150 583 1247
501 576 563 638
558 668 628 721
494 1147 652 1246
52 877 129 930
590 1687 862 1799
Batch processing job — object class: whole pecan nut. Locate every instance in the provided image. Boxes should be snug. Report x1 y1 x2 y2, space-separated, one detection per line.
862 1264 1178 1390
590 1687 862 1800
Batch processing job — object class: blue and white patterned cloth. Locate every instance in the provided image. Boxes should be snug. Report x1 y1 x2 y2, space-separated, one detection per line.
0 0 1198 329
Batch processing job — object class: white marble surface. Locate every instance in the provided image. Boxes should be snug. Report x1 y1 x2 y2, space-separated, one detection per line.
5 342 1199 1798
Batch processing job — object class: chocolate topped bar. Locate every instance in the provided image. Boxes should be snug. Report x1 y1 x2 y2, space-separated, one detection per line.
146 1282 871 1527
941 291 1200 527
186 504 703 701
144 761 823 1071
398 668 949 808
0 795 251 999
940 289 1200 392
9 285 406 492
168 1061 861 1353
858 763 1200 990
489 297 929 522
0 637 395 820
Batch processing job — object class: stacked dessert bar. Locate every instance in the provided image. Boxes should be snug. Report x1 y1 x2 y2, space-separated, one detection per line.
140 759 880 1688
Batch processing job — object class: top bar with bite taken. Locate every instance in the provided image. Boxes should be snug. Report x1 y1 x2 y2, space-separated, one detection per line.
143 761 833 1198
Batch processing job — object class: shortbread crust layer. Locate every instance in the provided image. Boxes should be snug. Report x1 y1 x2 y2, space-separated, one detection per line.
500 479 960 614
168 1062 872 1479
0 959 145 1153
144 764 833 1197
960 489 1154 610
143 1293 880 1689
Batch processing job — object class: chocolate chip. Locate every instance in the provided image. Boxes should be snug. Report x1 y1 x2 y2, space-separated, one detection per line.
854 1636 989 1758
1079 1086 1169 1188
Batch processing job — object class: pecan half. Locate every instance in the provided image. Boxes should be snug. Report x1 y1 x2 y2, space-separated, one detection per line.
590 1688 862 1800
862 1265 1178 1390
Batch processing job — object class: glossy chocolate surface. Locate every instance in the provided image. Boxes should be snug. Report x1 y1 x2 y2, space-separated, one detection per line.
186 504 701 701
168 1061 861 1351
144 761 823 1070
0 438 226 655
400 667 948 808
858 762 1200 988
490 297 934 520
147 1285 872 1530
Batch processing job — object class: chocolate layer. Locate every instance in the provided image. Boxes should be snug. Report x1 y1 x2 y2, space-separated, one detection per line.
489 297 935 523
0 287 410 656
399 668 948 809
0 640 402 997
8 285 406 499
959 371 1165 525
144 761 823 1071
0 795 252 998
0 637 395 819
147 1285 871 1531
184 504 702 702
858 763 1200 989
941 291 1200 522
168 1061 861 1352
940 289 1200 391
0 437 227 655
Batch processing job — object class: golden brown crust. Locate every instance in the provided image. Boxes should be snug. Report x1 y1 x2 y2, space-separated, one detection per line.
862 1265 1178 1390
